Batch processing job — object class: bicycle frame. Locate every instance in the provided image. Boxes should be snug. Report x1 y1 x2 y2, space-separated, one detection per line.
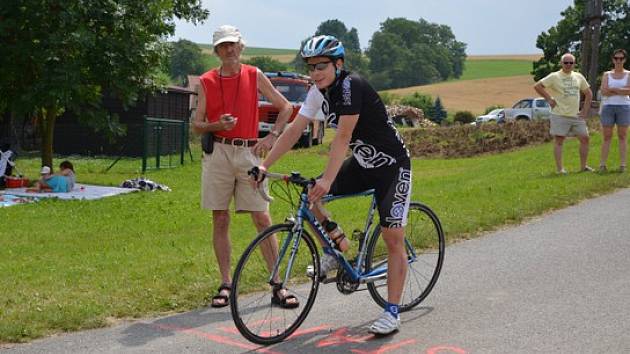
269 187 391 288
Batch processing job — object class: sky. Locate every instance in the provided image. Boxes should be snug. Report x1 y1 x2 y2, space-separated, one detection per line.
172 0 575 55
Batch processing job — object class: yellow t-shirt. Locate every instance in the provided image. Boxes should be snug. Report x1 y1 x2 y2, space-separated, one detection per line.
539 70 589 117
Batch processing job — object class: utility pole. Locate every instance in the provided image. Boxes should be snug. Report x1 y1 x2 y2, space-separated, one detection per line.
580 0 603 97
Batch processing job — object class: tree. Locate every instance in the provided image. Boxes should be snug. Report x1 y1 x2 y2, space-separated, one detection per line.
244 56 288 72
169 39 207 85
433 97 447 124
366 18 467 90
0 1 209 167
532 0 630 85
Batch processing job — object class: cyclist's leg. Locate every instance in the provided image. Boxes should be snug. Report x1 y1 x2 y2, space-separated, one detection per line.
380 226 407 305
369 162 412 334
311 158 367 249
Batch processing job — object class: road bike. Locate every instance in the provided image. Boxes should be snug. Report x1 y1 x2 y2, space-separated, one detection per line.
229 170 444 344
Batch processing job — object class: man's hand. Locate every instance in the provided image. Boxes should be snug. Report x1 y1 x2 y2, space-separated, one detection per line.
548 98 557 109
251 134 275 157
220 114 237 131
578 110 589 119
307 178 332 202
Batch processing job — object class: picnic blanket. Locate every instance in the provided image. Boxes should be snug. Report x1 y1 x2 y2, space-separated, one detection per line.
1 183 138 201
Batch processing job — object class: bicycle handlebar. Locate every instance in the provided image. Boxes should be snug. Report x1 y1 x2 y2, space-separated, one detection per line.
247 167 314 202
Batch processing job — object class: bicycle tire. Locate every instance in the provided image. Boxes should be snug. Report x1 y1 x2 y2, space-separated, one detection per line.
230 223 320 345
365 202 445 312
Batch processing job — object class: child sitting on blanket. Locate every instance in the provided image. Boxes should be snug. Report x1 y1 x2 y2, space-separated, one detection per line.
27 161 76 193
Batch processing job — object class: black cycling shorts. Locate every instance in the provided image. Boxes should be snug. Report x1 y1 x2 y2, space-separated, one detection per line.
329 157 412 228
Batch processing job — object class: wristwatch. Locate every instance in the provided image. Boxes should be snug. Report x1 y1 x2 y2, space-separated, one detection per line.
270 130 280 138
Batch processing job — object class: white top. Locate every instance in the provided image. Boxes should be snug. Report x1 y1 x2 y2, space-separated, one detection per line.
603 72 630 105
298 86 326 121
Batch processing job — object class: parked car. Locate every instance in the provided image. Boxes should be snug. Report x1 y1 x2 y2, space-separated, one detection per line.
503 98 551 121
475 108 505 124
258 72 325 147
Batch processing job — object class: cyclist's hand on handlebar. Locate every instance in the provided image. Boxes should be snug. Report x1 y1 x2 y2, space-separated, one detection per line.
307 178 331 202
248 166 266 188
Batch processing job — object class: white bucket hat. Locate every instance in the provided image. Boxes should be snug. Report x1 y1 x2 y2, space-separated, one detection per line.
40 166 51 174
213 25 245 47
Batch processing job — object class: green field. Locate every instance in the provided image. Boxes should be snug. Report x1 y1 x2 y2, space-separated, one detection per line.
2 134 630 342
458 59 533 81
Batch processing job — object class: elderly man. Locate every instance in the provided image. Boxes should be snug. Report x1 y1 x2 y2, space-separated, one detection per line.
192 25 294 308
534 53 594 174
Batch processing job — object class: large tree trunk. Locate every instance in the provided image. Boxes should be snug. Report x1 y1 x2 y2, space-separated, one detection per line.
580 0 603 96
39 107 59 168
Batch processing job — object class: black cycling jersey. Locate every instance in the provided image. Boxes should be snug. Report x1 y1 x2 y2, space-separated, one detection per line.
299 70 413 228
300 70 409 169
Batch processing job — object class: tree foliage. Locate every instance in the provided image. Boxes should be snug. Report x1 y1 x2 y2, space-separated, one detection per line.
533 0 630 81
0 0 208 166
433 97 447 124
244 56 288 72
169 39 207 85
291 19 368 76
366 18 467 90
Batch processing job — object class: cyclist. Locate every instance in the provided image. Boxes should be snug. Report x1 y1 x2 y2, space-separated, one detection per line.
253 35 412 335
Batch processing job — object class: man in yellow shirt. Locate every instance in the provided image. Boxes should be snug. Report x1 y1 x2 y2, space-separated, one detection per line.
534 53 593 174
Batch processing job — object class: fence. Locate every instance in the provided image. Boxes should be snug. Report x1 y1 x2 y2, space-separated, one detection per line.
142 116 190 172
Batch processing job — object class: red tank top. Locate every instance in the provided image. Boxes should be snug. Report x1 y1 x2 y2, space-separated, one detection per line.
199 64 259 139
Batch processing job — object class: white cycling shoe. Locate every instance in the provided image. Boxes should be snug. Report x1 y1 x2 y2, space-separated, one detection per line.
368 311 401 335
306 252 338 278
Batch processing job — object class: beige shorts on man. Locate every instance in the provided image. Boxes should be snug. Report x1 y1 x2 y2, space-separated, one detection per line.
549 114 589 137
201 142 269 212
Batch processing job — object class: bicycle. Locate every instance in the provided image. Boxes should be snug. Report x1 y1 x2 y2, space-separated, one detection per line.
229 170 445 345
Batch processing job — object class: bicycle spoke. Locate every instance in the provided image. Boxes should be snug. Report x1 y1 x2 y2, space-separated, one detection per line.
231 224 319 345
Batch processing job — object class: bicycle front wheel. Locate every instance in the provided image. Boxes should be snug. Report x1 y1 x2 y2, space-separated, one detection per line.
366 202 445 312
230 223 320 345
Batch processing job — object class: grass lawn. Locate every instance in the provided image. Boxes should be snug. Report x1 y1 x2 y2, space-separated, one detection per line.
2 134 630 343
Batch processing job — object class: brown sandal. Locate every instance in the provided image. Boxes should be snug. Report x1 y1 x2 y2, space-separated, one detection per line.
271 284 299 309
210 283 231 308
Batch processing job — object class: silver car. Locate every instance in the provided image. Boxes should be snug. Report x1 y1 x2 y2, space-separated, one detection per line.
475 108 505 124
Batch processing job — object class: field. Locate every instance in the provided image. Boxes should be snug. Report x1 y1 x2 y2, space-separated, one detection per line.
386 75 536 114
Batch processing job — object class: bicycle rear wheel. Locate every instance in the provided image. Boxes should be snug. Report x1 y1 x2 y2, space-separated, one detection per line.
230 223 320 345
366 202 445 311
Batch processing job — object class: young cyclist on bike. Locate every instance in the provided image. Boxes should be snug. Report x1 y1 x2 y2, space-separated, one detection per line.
253 35 412 335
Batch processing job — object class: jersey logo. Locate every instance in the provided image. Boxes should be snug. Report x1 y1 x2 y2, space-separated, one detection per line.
321 97 338 128
342 77 352 106
351 140 397 168
385 167 412 227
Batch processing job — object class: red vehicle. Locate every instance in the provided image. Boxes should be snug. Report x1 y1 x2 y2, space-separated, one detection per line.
259 72 325 147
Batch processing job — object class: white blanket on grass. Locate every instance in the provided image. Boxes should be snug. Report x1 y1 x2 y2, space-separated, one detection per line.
1 183 138 200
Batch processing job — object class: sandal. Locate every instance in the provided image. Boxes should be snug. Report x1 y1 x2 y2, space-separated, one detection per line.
271 284 299 309
210 283 231 308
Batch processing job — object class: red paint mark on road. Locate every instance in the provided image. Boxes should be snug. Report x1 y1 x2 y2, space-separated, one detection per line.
149 323 280 354
219 323 329 338
426 345 468 354
350 338 417 354
289 324 331 338
316 327 373 347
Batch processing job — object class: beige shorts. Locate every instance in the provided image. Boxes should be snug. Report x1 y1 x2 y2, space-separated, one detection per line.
201 142 269 212
549 114 589 137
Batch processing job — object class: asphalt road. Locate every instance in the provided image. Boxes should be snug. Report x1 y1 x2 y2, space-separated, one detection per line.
4 188 630 353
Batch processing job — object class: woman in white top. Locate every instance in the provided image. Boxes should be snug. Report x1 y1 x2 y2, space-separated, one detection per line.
599 49 630 172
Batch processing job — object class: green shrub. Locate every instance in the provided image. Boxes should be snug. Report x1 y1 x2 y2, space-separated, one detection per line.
484 104 505 114
433 97 447 124
453 111 475 124
379 92 400 106
400 92 434 119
